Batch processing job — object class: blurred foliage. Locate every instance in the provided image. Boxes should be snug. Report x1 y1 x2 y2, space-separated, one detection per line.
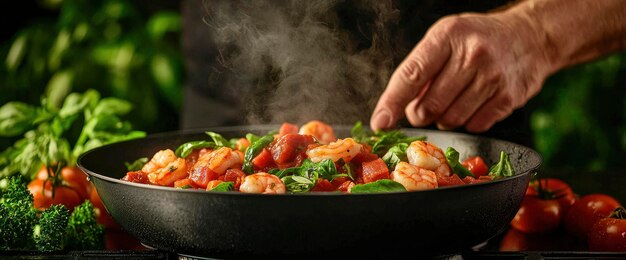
0 0 182 152
529 52 626 172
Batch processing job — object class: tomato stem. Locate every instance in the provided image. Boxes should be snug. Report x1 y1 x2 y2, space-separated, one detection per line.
609 207 626 219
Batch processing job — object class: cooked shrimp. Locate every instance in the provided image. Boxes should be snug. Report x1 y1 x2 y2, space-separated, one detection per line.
298 120 337 144
406 141 452 176
142 149 188 186
305 137 363 163
239 172 286 194
194 147 242 175
390 162 438 191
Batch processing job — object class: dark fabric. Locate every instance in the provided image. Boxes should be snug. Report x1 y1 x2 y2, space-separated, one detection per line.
180 0 532 147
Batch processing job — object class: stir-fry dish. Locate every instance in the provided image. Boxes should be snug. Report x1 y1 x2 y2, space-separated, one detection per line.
122 120 514 194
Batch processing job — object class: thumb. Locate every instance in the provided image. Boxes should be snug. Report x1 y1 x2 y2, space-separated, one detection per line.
370 34 451 131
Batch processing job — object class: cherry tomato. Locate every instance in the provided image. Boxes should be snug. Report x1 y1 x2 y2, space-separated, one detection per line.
37 165 91 200
588 207 626 251
510 195 562 233
500 226 581 251
28 179 83 212
564 193 621 240
461 156 488 177
526 178 576 214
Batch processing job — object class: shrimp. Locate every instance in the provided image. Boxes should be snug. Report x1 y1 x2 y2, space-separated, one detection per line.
142 149 188 186
390 162 438 191
406 140 452 176
194 147 242 175
239 172 286 194
305 138 363 163
298 120 337 144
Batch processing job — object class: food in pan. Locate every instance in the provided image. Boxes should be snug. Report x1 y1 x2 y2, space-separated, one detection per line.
121 120 514 194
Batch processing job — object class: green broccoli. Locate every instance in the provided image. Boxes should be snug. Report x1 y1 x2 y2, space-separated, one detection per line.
33 204 69 252
65 200 105 250
0 177 37 250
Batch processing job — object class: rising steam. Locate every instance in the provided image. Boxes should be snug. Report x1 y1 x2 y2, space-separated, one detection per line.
201 0 403 125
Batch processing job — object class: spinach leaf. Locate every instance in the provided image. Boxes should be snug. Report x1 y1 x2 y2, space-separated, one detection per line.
489 151 515 178
242 134 274 174
349 121 425 156
174 141 215 158
208 182 234 192
350 179 406 193
444 147 474 178
282 175 315 193
125 157 148 172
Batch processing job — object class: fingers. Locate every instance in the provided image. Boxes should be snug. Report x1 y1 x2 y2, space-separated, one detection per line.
465 90 516 133
370 33 451 131
405 51 478 127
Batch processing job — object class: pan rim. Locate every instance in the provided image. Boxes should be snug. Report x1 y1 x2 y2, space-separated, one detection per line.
76 124 542 197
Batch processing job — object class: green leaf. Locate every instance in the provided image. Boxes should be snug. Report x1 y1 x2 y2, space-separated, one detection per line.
381 143 408 170
174 141 215 158
488 151 515 178
206 132 232 148
444 147 474 178
242 134 274 174
350 179 407 193
282 175 315 193
0 102 39 137
92 98 132 116
350 121 368 143
208 181 234 192
125 157 148 172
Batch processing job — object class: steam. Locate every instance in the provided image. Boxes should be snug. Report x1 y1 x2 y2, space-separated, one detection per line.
201 0 401 125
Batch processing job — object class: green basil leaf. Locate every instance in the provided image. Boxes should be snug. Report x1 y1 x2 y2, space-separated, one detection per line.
488 151 515 178
125 157 148 171
174 141 215 158
0 102 39 137
209 181 234 192
350 179 406 193
242 134 274 174
206 131 232 148
93 98 133 116
282 175 315 193
382 143 408 170
445 147 474 178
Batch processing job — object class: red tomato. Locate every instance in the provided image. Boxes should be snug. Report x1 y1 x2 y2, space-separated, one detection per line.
278 122 299 136
337 181 355 193
252 148 275 171
588 207 626 251
122 171 149 184
37 166 91 200
311 179 335 192
28 179 83 212
499 226 581 251
526 178 576 214
361 158 390 183
461 156 488 177
564 193 621 240
510 195 562 233
351 150 378 165
270 134 315 167
224 169 247 190
462 175 493 184
89 186 120 229
436 173 465 187
188 166 219 189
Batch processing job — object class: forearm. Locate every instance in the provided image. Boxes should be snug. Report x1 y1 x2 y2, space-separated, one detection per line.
504 0 626 73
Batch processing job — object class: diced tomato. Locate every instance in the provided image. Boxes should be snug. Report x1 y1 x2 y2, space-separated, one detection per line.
311 179 335 192
252 148 276 171
122 171 149 184
351 150 379 165
337 181 355 193
174 178 198 189
362 143 373 153
188 166 219 189
436 173 465 187
462 176 493 184
361 158 390 183
235 138 250 152
185 148 212 174
461 156 489 177
331 176 350 189
279 122 299 136
224 169 247 190
270 134 315 167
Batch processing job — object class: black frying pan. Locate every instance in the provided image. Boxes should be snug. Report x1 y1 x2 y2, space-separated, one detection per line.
77 125 541 259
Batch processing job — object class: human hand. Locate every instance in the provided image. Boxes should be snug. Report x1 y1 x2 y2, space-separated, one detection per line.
370 11 556 133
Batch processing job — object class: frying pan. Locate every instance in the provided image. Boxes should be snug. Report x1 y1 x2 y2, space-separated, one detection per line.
77 125 541 258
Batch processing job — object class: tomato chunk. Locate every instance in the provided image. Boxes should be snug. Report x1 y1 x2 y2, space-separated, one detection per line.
123 171 149 184
224 169 247 190
189 166 219 189
361 158 390 183
436 173 465 187
337 181 355 193
351 150 379 165
252 148 275 171
461 156 489 177
311 179 335 192
270 134 315 167
279 122 299 136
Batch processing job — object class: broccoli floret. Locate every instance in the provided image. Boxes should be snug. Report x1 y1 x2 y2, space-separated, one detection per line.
0 177 37 250
65 200 105 250
33 204 69 251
